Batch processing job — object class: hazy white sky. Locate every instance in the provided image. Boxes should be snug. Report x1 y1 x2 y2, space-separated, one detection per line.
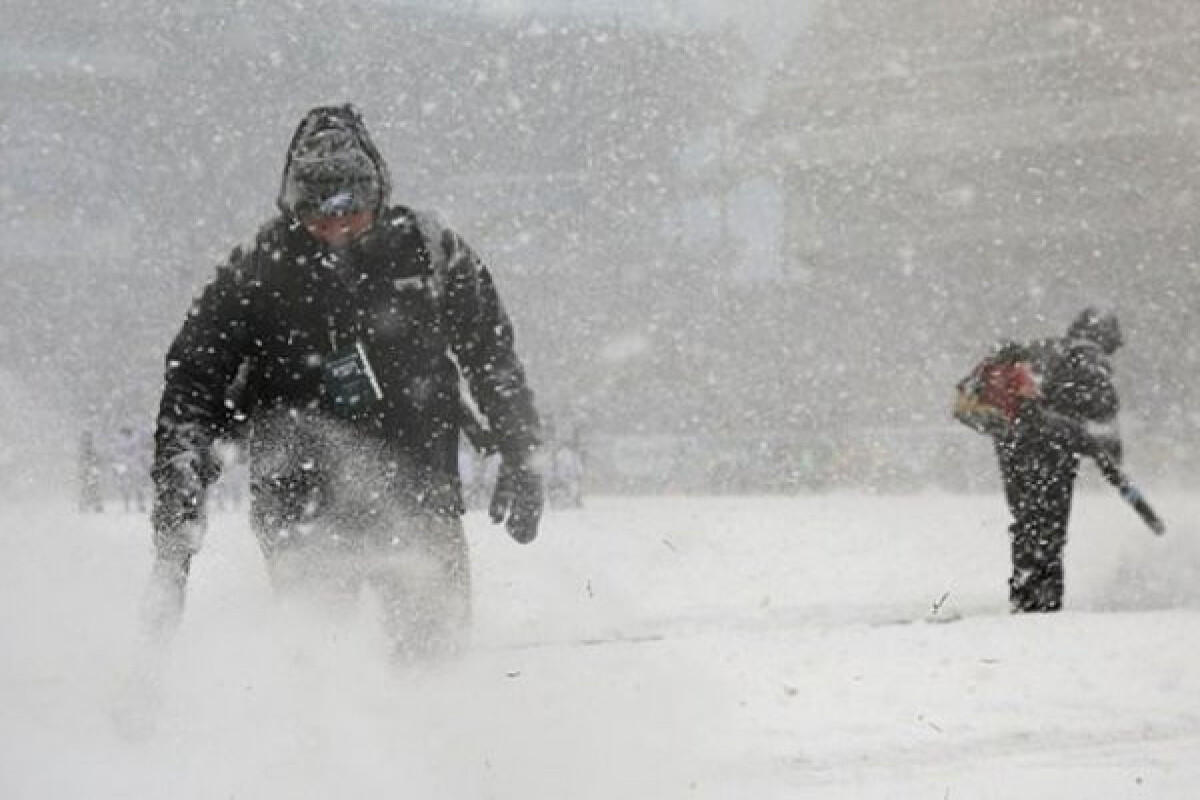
449 0 815 62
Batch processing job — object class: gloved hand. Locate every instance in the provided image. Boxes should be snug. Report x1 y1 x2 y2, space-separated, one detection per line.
1087 433 1122 465
151 454 208 561
489 452 544 544
1082 420 1123 466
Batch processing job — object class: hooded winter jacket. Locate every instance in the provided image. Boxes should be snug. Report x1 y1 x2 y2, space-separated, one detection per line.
153 107 540 528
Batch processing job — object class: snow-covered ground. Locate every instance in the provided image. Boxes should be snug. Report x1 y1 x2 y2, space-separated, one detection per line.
2 488 1198 798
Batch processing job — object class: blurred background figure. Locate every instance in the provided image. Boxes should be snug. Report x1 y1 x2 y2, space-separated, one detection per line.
76 430 104 513
549 436 585 509
110 425 151 513
457 434 490 512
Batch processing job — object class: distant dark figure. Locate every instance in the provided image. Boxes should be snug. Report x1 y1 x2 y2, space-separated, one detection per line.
77 430 104 513
111 425 150 513
457 435 489 512
956 307 1123 613
548 440 585 508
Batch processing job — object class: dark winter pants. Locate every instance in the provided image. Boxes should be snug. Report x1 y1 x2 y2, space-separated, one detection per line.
995 435 1080 613
245 422 471 662
254 505 471 662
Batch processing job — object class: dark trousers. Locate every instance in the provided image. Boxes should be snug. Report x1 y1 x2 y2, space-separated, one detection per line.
245 419 471 661
253 504 471 662
995 435 1080 613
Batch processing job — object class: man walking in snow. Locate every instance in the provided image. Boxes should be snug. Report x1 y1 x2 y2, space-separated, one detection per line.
957 307 1124 613
150 104 544 658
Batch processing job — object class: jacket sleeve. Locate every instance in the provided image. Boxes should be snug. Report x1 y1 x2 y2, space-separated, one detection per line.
438 227 541 457
153 253 257 498
1036 341 1121 460
1054 344 1120 423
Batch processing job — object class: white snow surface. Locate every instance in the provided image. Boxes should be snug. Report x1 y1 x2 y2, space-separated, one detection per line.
3 490 1199 798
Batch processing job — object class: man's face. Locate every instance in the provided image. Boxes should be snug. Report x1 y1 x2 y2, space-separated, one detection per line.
303 209 375 248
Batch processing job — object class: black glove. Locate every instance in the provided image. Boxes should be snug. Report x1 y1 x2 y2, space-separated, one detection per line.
1087 432 1123 465
1078 419 1123 466
489 453 544 544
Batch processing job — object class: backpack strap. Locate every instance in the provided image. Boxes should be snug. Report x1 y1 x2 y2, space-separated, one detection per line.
409 208 495 451
410 208 451 310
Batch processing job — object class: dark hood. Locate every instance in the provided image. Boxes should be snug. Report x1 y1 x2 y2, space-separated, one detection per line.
277 104 392 219
1067 306 1123 354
